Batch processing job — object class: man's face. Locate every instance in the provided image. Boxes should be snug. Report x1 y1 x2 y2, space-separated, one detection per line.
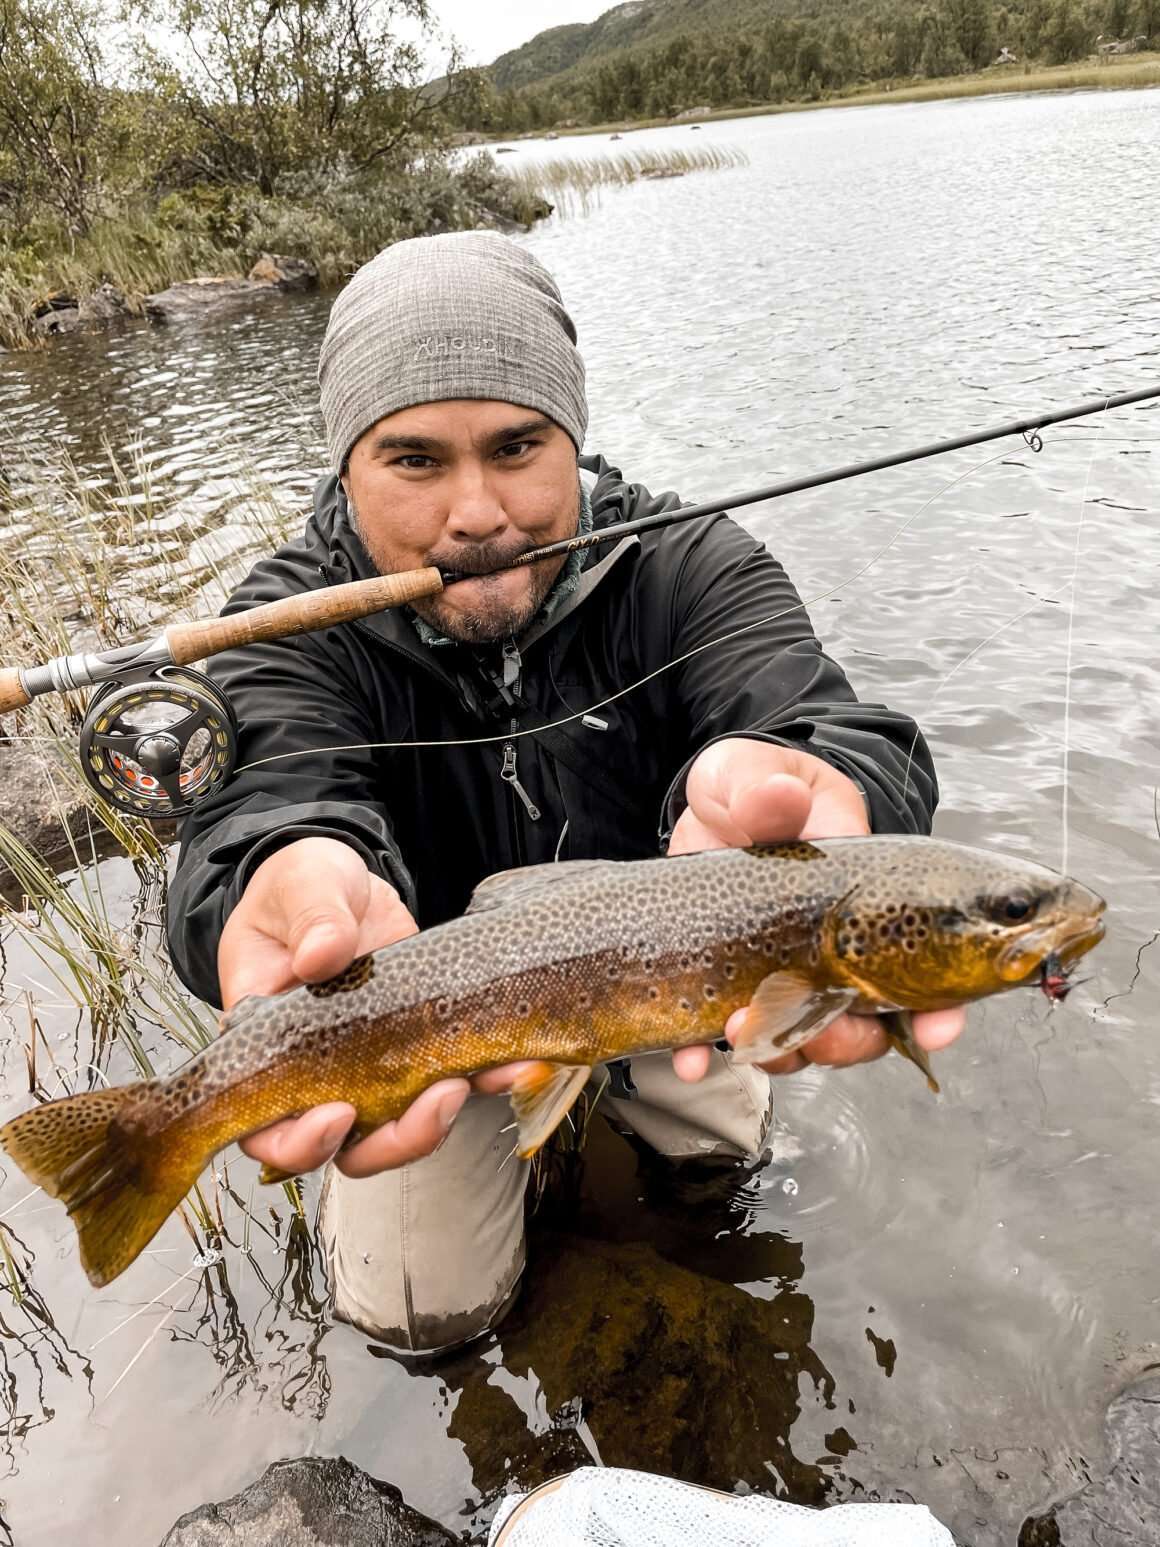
342 399 580 645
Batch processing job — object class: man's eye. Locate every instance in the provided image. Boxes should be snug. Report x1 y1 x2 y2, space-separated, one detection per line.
395 455 435 470
496 440 534 459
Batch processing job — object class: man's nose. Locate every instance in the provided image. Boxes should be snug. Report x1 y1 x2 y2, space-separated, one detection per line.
444 465 508 542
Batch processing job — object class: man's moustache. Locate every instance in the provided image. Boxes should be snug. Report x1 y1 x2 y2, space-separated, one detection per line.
426 539 540 580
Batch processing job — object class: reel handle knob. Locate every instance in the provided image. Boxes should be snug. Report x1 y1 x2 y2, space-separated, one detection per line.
0 667 31 713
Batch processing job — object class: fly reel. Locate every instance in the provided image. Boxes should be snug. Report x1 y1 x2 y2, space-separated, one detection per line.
78 666 237 818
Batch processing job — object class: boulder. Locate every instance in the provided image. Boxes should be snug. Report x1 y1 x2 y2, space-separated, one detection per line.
30 307 84 337
1019 1374 1160 1545
246 253 319 291
158 1456 457 1547
144 276 276 321
146 254 318 320
78 282 130 321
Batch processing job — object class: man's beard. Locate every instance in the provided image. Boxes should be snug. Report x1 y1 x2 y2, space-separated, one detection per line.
349 494 575 646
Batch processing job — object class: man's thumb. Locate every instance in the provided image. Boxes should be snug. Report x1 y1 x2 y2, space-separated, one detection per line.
285 900 362 983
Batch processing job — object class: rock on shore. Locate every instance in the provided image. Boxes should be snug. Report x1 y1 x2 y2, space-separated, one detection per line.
0 740 92 876
145 254 319 321
158 1456 458 1547
26 254 320 339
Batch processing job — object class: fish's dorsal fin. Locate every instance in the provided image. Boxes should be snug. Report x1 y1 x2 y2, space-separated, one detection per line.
466 860 614 914
509 1061 593 1157
730 973 857 1065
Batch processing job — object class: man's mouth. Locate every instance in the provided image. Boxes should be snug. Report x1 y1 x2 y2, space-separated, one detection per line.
434 543 539 584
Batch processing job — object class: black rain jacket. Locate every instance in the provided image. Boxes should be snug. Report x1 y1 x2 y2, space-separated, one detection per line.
168 455 938 1006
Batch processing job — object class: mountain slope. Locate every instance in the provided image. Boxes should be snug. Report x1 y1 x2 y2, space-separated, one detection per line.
489 0 782 91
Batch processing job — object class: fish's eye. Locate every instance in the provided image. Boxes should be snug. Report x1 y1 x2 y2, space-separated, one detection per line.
996 892 1037 923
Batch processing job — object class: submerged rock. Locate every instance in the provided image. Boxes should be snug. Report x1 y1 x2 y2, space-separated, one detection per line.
440 1228 849 1513
158 1455 457 1547
1019 1374 1160 1545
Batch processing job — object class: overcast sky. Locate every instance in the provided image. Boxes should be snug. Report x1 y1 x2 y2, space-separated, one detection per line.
427 0 615 70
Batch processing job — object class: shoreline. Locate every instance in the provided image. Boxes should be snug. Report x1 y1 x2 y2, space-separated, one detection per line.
501 53 1160 140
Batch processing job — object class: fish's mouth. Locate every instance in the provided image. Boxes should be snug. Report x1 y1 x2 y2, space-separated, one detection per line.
996 903 1107 986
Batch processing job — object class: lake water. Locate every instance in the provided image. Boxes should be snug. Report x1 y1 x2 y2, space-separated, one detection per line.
1 87 1159 1547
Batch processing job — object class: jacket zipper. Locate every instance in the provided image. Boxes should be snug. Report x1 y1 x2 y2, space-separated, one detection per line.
500 737 541 821
499 641 541 836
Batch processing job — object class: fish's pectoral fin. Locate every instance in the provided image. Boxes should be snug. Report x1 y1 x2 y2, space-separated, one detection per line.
730 973 858 1065
509 1061 593 1158
257 1162 302 1187
880 1010 940 1094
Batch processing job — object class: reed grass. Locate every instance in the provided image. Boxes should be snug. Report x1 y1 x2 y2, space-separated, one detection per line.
0 450 300 1078
507 144 749 216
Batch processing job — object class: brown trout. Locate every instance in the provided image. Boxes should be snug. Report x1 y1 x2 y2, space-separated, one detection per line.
0 837 1105 1287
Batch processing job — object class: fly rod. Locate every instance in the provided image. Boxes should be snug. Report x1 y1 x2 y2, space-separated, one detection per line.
0 381 1155 817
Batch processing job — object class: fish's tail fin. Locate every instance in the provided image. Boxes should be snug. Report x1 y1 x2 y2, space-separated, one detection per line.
1 1085 201 1287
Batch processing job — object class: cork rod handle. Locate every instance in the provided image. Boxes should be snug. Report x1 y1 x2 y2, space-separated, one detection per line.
0 667 31 714
165 567 445 666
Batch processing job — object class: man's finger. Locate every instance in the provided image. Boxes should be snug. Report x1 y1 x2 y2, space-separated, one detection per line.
672 1044 712 1082
240 1101 356 1171
286 907 362 983
335 1079 470 1177
471 1061 539 1095
727 772 813 844
913 1006 967 1051
220 931 300 1008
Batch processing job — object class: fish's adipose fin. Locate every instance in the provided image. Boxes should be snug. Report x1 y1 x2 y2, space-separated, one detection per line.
0 1085 203 1288
257 1162 302 1186
731 973 858 1064
509 1062 593 1158
880 1010 941 1094
467 860 614 914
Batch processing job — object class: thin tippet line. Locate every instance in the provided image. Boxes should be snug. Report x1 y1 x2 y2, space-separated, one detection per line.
238 447 1011 776
1060 397 1110 876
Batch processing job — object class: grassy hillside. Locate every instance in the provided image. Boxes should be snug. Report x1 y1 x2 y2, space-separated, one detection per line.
464 0 1158 129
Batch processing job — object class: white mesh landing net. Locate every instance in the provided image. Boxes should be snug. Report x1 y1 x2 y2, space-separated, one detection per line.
488 1467 956 1547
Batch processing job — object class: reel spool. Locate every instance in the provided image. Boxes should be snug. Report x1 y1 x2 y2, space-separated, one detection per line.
79 666 237 818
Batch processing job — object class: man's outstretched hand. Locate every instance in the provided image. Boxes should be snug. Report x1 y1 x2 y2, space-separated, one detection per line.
217 836 527 1180
666 739 966 1082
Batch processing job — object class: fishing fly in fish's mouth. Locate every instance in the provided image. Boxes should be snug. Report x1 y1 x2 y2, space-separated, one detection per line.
992 888 1107 993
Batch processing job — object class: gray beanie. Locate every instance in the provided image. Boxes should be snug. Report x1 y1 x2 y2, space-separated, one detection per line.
318 231 588 472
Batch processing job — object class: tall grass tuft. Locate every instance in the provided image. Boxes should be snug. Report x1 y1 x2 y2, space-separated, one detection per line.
507 144 749 216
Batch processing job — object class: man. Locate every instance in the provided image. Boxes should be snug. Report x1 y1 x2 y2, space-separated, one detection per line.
168 231 963 1355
